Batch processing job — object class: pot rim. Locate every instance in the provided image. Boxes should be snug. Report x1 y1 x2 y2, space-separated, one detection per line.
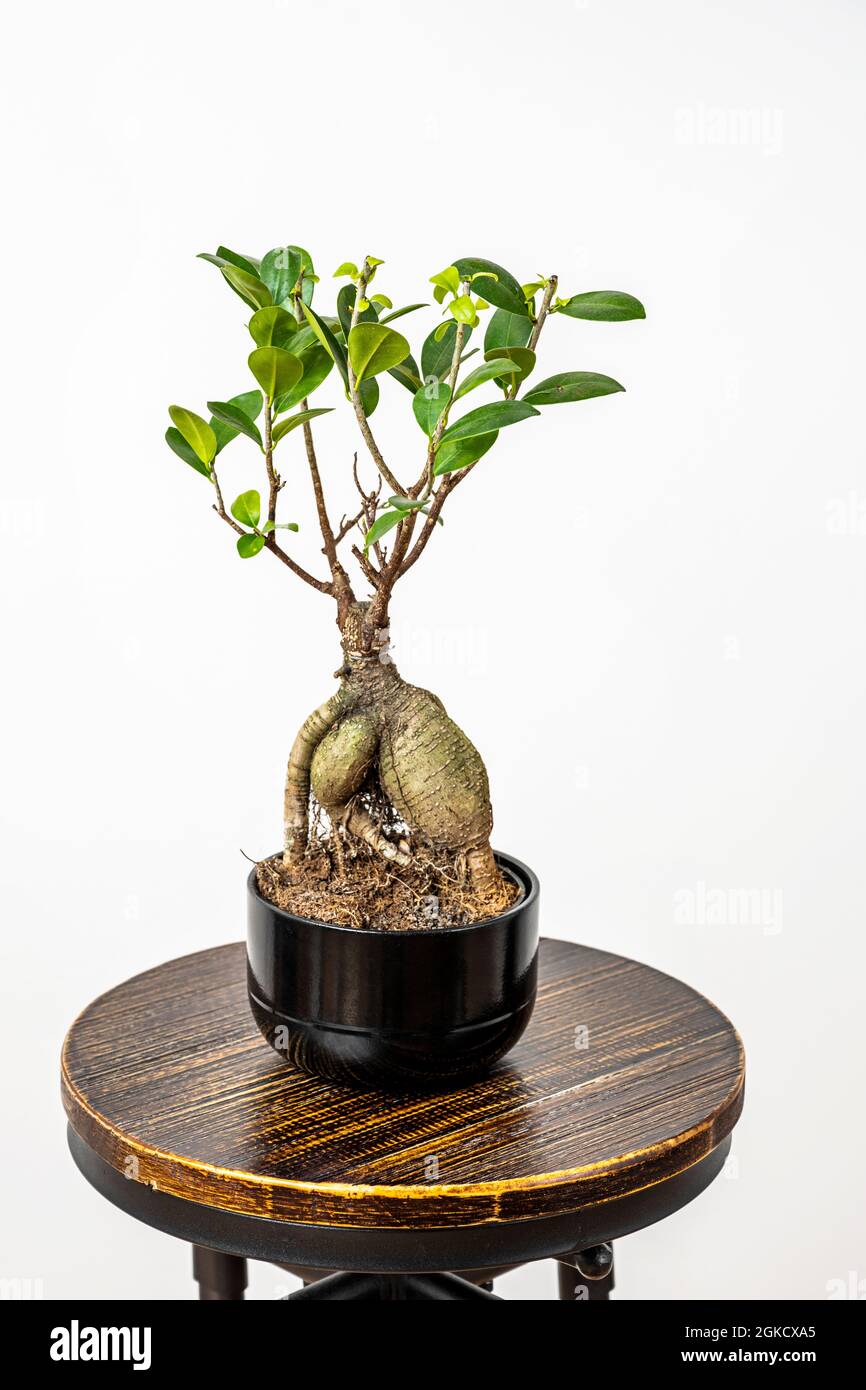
247 848 539 939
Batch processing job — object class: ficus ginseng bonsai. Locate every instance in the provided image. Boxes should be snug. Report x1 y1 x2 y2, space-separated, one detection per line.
167 247 644 931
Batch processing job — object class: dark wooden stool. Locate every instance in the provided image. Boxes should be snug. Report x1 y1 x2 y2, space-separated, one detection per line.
61 938 744 1301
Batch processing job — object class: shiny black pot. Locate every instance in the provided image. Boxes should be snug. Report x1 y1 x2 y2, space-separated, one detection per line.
246 851 539 1090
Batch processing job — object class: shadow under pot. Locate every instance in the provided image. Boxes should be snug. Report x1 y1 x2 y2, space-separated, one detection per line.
246 851 539 1090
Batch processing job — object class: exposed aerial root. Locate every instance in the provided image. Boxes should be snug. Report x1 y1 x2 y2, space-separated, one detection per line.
339 800 410 865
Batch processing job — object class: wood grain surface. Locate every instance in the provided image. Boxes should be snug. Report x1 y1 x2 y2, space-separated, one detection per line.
62 939 744 1230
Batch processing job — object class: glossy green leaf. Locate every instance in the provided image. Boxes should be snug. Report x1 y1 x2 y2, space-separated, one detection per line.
290 246 317 307
262 519 299 533
449 294 478 326
429 265 460 297
484 307 534 353
272 407 334 444
334 261 359 279
260 247 302 305
484 346 536 389
358 376 380 417
207 400 262 448
441 399 539 443
387 495 427 511
558 291 646 322
379 302 427 325
522 371 625 405
388 354 422 394
300 303 348 386
364 508 404 550
197 247 260 277
248 346 303 401
348 323 410 384
165 426 211 479
231 490 261 529
167 406 217 465
337 283 378 340
217 246 261 275
220 265 272 311
412 381 451 435
248 306 298 349
208 391 263 452
455 357 522 399
237 532 265 558
421 320 472 382
433 430 499 477
273 344 334 412
452 257 528 316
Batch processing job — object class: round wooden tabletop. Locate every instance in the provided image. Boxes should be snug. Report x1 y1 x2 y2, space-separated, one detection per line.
62 938 744 1238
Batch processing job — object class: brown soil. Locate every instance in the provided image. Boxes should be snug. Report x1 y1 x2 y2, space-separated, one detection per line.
256 834 520 932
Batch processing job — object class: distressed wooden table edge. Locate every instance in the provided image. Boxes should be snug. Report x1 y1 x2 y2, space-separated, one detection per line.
61 939 745 1231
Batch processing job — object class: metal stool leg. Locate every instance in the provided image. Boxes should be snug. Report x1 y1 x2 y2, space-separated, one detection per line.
192 1245 248 1301
557 1243 614 1301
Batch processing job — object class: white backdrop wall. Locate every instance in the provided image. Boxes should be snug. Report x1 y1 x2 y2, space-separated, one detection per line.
2 0 864 1300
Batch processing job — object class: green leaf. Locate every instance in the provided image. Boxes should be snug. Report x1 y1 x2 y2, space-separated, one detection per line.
273 344 334 412
197 247 260 277
209 390 263 452
300 303 348 386
484 307 534 353
379 302 427 325
522 371 625 405
348 323 410 384
231 490 261 529
262 520 299 533
388 354 423 393
248 306 298 348
260 246 303 305
455 357 523 399
387 495 427 511
206 400 263 448
429 265 461 296
248 346 303 401
364 509 404 550
358 376 380 417
165 426 211 479
220 265 272 311
452 257 528 316
337 283 378 340
290 246 317 307
236 532 265 558
412 381 451 435
272 407 334 444
421 320 472 381
449 294 478 326
558 291 646 322
441 399 539 443
217 246 261 275
433 430 499 477
167 406 217 465
334 261 359 279
484 346 536 389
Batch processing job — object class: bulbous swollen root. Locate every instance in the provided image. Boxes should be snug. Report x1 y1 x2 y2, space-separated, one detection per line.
281 630 504 900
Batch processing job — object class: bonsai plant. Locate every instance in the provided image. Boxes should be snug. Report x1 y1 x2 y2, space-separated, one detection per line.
167 246 644 1086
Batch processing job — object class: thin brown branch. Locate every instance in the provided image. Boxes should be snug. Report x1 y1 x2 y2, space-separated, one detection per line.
212 499 333 594
528 274 558 353
347 261 406 496
264 403 279 524
351 544 382 588
334 507 367 545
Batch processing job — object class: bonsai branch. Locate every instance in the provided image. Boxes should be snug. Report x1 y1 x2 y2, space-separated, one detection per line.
347 261 406 498
210 458 332 596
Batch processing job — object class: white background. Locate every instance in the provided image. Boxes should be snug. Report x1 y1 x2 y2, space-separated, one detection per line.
2 0 864 1301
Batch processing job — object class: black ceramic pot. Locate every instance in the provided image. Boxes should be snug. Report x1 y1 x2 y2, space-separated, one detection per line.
246 851 539 1090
